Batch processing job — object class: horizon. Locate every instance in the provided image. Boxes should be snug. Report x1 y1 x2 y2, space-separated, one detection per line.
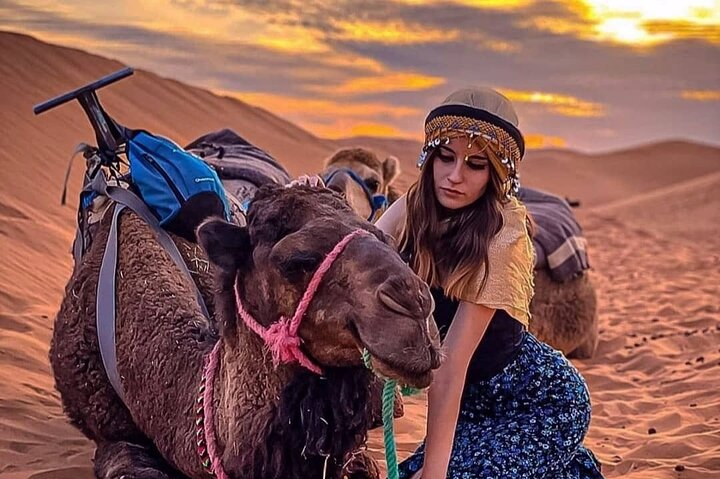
2 0 719 152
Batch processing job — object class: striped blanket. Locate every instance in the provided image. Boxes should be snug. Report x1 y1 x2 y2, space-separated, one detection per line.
517 187 590 282
186 129 291 224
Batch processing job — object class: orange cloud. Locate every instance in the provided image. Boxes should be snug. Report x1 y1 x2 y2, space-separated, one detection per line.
395 0 533 10
318 72 446 96
332 19 459 44
217 91 422 118
499 89 605 117
524 134 568 149
681 90 720 101
315 54 386 75
349 123 412 138
527 0 720 47
300 120 420 140
482 38 522 52
255 24 330 54
644 19 720 44
215 91 422 139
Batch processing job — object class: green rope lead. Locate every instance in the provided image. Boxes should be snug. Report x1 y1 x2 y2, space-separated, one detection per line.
382 378 399 479
363 348 413 479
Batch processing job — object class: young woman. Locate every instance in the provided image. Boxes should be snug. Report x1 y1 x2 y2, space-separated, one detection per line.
374 87 604 478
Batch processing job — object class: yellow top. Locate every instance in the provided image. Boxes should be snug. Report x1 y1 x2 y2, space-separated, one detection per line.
454 196 535 327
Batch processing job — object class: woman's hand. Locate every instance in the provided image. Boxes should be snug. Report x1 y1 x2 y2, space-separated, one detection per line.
286 174 325 188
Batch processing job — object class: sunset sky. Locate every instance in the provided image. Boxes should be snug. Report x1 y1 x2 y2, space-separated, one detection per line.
2 0 718 151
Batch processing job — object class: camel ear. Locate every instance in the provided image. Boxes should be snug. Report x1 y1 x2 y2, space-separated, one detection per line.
382 156 400 185
197 218 250 273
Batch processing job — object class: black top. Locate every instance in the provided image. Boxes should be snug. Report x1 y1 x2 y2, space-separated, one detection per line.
431 287 525 383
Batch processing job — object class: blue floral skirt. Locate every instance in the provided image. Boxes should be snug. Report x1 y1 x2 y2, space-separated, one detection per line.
397 333 604 479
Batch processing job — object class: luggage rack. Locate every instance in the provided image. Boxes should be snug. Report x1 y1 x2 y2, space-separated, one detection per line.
33 67 134 167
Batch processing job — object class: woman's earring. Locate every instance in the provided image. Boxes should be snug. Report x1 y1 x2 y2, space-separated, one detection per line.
417 148 429 168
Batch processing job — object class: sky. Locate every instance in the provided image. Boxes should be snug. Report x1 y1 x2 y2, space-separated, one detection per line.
1 0 719 151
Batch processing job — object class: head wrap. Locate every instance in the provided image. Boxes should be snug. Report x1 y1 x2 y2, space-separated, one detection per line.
418 87 525 197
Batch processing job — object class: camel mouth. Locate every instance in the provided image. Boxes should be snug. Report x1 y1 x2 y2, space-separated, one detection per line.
347 319 436 389
365 353 434 389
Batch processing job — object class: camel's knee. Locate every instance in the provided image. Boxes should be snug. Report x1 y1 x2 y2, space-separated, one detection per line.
568 316 599 359
93 441 174 479
342 450 381 479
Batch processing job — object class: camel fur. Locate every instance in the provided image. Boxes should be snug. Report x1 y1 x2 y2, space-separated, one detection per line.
50 184 440 479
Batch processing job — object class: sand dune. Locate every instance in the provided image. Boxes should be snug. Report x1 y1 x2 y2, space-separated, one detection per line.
1 31 719 478
589 172 720 246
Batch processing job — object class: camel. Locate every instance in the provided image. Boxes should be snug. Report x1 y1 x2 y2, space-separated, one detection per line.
519 188 599 359
50 184 441 479
328 148 598 359
529 269 598 358
321 148 402 221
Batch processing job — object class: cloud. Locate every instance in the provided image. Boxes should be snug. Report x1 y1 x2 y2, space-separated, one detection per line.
314 72 446 96
524 133 568 148
681 90 720 101
347 123 414 138
219 91 423 118
394 0 533 11
525 0 720 47
331 19 459 45
2 0 718 150
499 89 605 117
217 90 422 138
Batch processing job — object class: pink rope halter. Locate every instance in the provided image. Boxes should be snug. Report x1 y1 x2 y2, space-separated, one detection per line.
235 228 371 374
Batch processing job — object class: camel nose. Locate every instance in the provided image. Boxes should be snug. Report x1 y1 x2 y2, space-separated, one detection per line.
376 277 432 319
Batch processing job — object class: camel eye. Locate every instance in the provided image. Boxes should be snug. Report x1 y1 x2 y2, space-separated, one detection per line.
278 251 322 277
365 178 380 193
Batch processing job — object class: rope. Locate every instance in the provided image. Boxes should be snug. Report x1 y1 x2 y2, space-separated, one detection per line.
362 348 421 479
202 340 230 479
382 378 399 479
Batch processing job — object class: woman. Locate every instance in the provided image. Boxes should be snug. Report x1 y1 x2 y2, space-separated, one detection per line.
374 87 604 478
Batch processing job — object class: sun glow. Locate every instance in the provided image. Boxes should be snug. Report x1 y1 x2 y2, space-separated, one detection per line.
532 0 720 46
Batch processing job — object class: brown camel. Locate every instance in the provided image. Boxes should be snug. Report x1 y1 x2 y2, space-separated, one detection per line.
50 184 440 479
529 269 598 358
328 149 598 359
321 147 402 221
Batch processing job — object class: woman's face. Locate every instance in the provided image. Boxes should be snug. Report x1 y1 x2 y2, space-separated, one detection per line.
432 136 492 210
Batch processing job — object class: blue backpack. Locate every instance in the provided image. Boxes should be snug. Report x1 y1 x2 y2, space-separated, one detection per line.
126 131 230 238
76 130 230 241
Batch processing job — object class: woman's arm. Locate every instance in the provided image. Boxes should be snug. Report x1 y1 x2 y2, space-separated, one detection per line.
375 194 406 241
420 302 496 478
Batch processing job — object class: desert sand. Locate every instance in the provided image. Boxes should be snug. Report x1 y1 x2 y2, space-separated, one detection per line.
1 32 718 478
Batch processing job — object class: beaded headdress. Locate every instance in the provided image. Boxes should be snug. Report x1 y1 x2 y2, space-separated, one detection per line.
418 88 525 197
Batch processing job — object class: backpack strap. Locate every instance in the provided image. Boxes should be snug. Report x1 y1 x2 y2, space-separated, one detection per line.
97 203 127 402
92 173 211 401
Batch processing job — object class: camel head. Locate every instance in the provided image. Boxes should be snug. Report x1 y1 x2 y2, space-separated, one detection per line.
197 184 440 388
321 148 400 221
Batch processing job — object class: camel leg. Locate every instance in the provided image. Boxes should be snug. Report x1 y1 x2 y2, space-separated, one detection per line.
93 441 181 479
568 316 599 359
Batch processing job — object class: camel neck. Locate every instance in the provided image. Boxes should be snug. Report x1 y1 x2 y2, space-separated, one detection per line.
211 322 289 474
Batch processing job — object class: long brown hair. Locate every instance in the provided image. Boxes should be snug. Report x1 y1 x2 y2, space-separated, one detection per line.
399 140 507 299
